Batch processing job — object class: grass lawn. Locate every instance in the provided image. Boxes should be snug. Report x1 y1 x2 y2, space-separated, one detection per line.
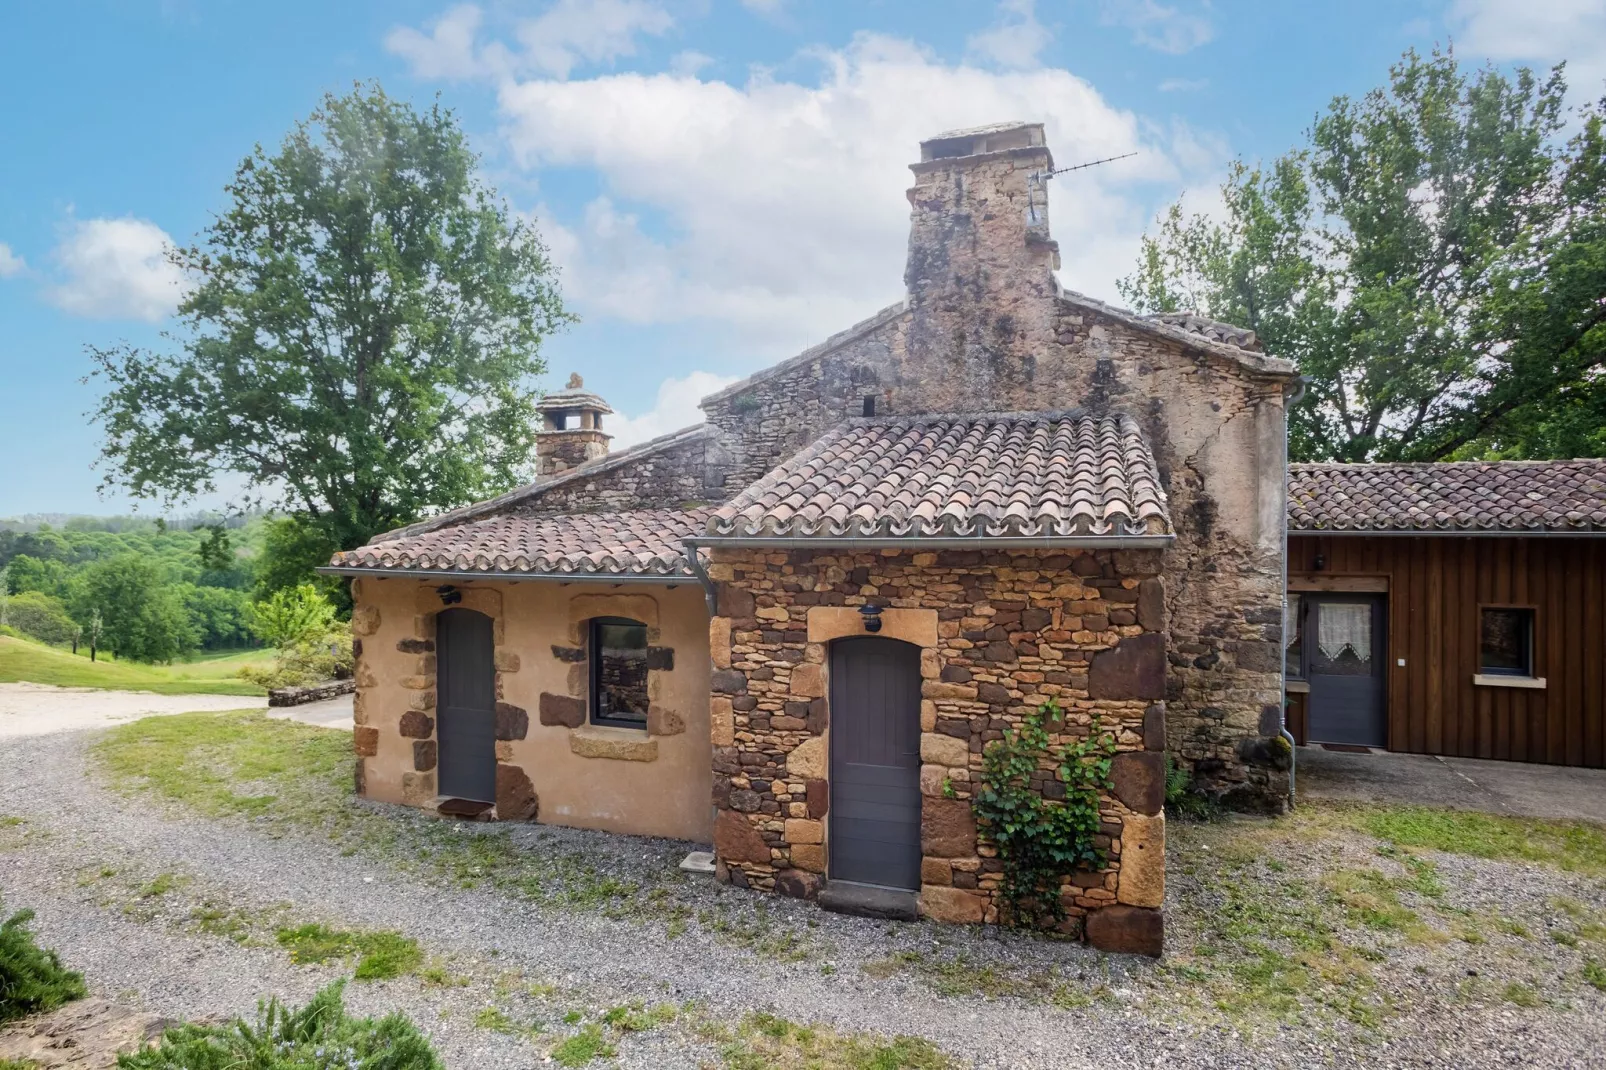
93 708 352 820
0 634 269 696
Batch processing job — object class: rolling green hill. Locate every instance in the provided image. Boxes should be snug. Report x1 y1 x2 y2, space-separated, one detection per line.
0 634 269 696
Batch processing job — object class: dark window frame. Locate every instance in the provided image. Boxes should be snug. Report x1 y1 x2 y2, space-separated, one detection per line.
1478 604 1537 678
1285 592 1306 681
589 616 651 729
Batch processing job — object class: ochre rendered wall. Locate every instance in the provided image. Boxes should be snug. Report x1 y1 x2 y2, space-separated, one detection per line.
351 577 713 842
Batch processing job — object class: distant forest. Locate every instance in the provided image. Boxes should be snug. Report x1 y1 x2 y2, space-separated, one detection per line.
0 512 311 662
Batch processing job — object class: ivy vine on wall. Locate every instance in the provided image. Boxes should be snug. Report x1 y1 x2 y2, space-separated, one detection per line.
969 699 1117 929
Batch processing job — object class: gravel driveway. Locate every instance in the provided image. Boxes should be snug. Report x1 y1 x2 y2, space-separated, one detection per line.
0 682 352 737
2 725 1604 1068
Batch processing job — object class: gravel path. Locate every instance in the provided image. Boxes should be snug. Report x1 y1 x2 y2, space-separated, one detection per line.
0 683 266 738
3 727 1605 1068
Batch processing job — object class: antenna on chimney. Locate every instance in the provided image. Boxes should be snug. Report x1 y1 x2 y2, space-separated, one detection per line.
1047 151 1137 178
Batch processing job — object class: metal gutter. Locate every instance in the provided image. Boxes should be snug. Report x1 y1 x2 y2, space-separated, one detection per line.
1289 529 1604 538
1279 376 1309 809
316 566 692 586
680 542 718 616
687 534 1175 551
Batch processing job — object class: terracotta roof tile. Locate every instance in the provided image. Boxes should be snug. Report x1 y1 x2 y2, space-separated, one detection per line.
707 412 1170 540
331 508 709 577
1288 461 1606 533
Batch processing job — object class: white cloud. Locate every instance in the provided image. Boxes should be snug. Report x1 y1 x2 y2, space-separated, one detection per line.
387 0 675 82
966 0 1053 70
739 0 785 14
0 242 24 278
47 217 188 322
492 32 1211 360
1451 0 1606 97
605 370 738 447
1157 77 1208 92
518 0 674 78
385 4 487 81
1100 0 1214 55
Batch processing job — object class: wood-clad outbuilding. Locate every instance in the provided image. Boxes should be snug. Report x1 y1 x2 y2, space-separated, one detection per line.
1284 461 1606 769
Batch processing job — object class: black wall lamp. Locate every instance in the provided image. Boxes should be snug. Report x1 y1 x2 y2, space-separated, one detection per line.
436 584 463 605
858 603 883 633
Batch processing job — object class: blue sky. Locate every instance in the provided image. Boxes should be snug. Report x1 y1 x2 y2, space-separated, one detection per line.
2 0 1600 517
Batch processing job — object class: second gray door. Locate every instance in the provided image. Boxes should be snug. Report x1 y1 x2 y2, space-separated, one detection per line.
828 637 922 890
1305 594 1388 748
436 607 497 802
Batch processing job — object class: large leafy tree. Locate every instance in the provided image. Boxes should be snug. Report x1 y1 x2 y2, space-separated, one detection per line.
70 554 196 663
89 83 572 555
1121 50 1606 462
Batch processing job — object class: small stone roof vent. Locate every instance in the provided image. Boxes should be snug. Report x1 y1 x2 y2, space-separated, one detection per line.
535 372 613 476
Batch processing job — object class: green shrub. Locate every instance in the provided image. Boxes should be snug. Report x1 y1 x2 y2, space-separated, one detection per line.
116 981 442 1069
239 630 353 689
3 591 76 646
248 584 337 648
0 899 88 1025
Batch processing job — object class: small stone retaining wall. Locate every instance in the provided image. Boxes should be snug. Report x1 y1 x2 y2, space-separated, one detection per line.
267 679 355 707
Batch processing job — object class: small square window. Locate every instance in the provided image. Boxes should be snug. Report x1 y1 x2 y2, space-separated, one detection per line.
1479 608 1534 677
591 617 649 728
862 395 877 417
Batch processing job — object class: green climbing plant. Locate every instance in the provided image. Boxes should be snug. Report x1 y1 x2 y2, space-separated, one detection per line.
970 699 1117 929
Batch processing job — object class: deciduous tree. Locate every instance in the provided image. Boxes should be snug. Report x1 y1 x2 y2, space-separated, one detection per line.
89 84 572 565
1121 50 1606 462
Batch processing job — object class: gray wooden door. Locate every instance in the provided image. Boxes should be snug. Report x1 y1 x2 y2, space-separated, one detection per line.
828 637 922 890
1306 594 1388 748
436 608 496 802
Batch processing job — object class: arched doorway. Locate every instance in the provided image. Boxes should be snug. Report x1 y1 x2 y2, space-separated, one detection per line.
828 636 922 890
436 607 496 803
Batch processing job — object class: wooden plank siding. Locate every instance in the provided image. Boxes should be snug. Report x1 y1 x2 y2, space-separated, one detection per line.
1289 535 1606 769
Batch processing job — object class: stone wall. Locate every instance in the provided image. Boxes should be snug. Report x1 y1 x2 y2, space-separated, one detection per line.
706 546 1168 954
517 427 717 516
700 305 908 493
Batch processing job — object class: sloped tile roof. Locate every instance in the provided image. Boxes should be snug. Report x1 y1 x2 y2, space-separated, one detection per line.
330 508 711 578
706 412 1170 540
1288 461 1606 533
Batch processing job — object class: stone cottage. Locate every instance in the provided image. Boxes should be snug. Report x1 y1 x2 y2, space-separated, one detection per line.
326 122 1298 955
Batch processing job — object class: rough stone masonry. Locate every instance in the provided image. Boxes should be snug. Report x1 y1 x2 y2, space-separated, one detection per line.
707 546 1170 954
698 122 1297 810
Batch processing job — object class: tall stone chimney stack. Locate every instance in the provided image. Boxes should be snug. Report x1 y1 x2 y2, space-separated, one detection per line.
900 123 1061 410
535 373 613 477
905 122 1059 305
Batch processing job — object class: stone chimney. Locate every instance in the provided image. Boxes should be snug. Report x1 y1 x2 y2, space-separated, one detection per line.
905 121 1058 305
535 373 613 477
900 122 1060 410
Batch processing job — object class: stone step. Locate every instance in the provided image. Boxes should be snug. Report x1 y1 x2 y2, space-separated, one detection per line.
817 881 919 922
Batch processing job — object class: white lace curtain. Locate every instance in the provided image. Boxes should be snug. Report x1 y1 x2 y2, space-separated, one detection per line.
1317 602 1371 662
